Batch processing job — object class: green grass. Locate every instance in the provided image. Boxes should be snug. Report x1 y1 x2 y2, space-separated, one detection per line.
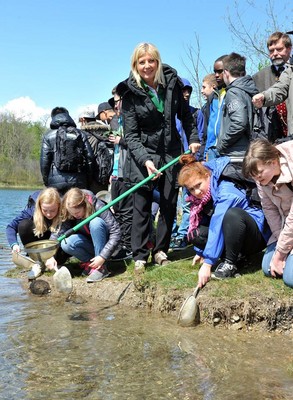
109 248 293 300
7 247 293 301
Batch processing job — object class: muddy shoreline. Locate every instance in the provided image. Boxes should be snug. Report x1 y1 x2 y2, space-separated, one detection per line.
20 270 293 334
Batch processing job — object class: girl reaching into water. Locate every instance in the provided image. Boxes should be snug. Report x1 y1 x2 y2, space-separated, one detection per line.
178 154 270 288
59 188 121 283
6 187 68 279
243 138 293 288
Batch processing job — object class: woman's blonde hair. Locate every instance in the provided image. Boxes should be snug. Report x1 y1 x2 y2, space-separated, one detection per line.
178 154 210 187
131 42 165 88
242 138 280 178
33 187 61 237
61 188 94 221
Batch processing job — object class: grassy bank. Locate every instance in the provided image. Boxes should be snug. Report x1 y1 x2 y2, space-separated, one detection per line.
6 245 293 332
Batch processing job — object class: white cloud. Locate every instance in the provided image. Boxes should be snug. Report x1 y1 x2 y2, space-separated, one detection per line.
0 97 50 124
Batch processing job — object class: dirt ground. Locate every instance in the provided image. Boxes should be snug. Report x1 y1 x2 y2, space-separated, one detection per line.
21 270 293 335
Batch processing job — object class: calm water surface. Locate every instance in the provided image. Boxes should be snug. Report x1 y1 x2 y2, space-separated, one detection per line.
0 188 293 399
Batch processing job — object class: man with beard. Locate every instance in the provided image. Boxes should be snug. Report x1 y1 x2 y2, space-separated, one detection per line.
252 31 292 141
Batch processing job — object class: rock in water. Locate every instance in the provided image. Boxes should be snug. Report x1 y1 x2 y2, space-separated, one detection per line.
29 279 51 295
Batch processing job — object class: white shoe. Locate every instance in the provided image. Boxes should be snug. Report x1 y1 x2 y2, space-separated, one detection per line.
27 264 42 280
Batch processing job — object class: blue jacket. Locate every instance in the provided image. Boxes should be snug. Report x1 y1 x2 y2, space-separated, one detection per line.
194 157 270 265
6 191 42 247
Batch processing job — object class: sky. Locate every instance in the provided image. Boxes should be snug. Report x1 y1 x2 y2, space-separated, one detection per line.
0 0 292 125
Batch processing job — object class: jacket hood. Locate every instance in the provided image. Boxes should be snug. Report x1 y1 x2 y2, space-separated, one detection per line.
227 75 258 97
204 156 231 194
50 112 76 129
180 77 193 92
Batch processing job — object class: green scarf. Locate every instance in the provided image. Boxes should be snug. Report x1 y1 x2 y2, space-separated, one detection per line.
141 79 165 113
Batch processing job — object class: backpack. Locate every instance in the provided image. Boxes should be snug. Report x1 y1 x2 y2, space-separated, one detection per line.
54 126 86 172
94 141 113 185
220 163 261 208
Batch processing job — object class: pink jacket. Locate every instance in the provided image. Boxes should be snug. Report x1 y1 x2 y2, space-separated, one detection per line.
257 141 293 255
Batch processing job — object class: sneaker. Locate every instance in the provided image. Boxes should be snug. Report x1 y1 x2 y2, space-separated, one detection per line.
153 251 170 266
212 261 238 280
80 261 92 276
134 260 146 274
110 247 132 261
86 266 110 283
27 263 42 280
170 237 188 251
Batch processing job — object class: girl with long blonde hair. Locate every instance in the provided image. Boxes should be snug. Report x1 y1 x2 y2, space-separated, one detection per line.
6 187 67 278
59 188 121 283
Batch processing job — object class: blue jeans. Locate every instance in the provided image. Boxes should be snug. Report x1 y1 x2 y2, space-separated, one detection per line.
172 188 190 238
206 147 220 161
262 241 293 288
61 217 109 262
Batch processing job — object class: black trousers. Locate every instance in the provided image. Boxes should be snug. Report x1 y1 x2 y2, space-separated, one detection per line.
18 219 68 265
190 207 266 264
111 179 133 252
131 174 178 261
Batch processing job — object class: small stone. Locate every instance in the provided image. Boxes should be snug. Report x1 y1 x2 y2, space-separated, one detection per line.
231 314 240 323
29 279 51 295
230 321 244 330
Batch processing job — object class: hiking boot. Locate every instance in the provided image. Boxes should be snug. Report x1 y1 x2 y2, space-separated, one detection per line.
169 237 188 251
212 261 238 280
86 266 110 283
134 260 146 274
110 247 132 261
27 263 42 280
153 251 170 266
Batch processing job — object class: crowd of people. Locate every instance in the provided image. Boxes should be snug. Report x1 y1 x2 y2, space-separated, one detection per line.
6 31 293 289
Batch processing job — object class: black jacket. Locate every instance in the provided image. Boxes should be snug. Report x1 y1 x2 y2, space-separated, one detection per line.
216 75 258 157
121 64 198 187
40 112 95 193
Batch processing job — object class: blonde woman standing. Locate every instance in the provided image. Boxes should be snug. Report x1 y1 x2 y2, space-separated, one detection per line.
121 42 200 272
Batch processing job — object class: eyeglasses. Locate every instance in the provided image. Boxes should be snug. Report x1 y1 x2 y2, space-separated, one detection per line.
214 69 223 74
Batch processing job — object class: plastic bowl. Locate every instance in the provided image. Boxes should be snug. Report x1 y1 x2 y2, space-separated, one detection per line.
24 240 59 264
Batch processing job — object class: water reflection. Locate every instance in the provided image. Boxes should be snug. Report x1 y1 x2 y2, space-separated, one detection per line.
0 189 293 399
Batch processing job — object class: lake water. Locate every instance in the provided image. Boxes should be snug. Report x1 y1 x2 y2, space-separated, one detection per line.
0 188 293 399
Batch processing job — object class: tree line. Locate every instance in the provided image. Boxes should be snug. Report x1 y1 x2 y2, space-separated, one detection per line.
0 114 46 187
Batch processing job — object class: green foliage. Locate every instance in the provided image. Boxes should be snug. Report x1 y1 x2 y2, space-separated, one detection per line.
0 114 46 186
